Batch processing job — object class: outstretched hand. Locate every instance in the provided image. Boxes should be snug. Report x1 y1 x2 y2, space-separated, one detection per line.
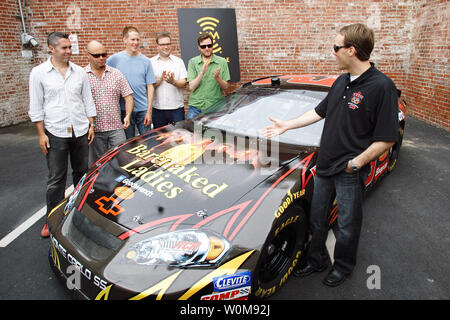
261 117 288 138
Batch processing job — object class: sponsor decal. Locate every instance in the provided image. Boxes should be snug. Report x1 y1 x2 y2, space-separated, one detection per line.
375 160 389 179
201 286 251 300
274 189 305 218
129 250 255 300
120 144 228 199
95 196 124 216
114 186 135 200
116 175 154 199
348 91 364 110
213 271 251 292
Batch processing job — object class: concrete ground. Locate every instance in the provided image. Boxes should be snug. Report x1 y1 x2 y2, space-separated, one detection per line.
0 116 448 300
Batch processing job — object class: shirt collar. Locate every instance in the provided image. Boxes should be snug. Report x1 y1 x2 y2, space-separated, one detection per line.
347 62 376 85
85 64 112 74
44 57 75 73
197 54 217 64
156 54 174 61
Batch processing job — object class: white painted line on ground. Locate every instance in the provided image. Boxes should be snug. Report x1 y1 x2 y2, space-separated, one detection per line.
0 185 73 248
326 229 336 263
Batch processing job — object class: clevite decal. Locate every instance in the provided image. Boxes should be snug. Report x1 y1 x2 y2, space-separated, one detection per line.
179 250 255 300
213 271 251 292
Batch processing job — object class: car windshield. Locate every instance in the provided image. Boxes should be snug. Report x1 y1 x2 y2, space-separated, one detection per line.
197 87 327 147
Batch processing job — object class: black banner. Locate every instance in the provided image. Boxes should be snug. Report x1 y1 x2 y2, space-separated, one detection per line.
177 8 241 82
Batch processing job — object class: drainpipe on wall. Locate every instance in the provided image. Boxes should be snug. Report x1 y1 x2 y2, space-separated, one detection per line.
18 0 38 48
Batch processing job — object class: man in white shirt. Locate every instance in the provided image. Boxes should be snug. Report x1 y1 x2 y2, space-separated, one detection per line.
28 32 96 238
150 32 187 128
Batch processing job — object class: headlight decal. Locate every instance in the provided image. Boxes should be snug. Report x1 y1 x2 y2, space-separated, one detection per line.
124 229 231 267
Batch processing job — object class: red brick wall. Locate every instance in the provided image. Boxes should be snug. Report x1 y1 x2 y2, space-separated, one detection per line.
1 0 448 130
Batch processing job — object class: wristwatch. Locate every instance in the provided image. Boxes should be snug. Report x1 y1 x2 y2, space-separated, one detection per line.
350 159 359 172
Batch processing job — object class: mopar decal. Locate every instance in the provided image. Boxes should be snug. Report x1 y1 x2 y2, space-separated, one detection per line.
201 286 251 300
213 271 251 292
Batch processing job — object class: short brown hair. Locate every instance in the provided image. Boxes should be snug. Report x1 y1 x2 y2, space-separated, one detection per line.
339 23 374 61
156 32 171 44
197 32 213 45
122 26 139 39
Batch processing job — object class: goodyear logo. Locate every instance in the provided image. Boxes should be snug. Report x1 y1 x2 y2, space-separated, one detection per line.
196 17 223 55
213 271 251 292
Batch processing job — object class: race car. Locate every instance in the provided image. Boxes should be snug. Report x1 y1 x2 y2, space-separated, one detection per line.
48 75 406 300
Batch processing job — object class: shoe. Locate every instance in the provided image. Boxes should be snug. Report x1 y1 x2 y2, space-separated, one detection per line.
293 262 329 278
322 268 347 287
40 223 50 238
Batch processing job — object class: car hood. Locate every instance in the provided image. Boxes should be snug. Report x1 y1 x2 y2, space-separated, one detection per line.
80 124 309 236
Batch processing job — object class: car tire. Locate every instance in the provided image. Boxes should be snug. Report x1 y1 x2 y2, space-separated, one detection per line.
252 205 308 299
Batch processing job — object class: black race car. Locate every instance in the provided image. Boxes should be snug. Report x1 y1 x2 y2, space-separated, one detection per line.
48 75 406 300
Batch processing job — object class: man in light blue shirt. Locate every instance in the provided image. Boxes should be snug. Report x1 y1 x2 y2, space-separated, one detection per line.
107 26 155 138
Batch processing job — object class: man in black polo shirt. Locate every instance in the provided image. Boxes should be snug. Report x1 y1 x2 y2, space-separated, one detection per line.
262 23 399 287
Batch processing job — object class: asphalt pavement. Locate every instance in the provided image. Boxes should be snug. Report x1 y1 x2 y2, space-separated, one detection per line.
0 116 448 300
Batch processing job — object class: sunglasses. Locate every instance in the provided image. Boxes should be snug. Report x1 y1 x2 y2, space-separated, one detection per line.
199 43 213 49
88 52 108 58
333 44 350 53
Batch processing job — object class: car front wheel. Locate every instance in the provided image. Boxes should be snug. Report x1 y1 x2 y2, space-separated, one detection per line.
252 205 308 299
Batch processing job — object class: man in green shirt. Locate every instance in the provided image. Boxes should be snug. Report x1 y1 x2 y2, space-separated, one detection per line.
186 33 230 119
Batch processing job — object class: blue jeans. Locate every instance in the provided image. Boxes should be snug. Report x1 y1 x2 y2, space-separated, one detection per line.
46 130 89 214
307 169 367 275
186 106 202 120
152 107 185 129
122 110 149 138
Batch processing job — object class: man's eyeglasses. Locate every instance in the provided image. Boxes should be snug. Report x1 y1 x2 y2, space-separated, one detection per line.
158 43 171 47
199 43 213 49
333 45 349 52
88 52 108 58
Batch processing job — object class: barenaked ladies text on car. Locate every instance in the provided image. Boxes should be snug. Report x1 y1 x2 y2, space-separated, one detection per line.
48 75 406 300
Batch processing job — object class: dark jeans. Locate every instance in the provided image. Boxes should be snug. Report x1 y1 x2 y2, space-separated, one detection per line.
307 168 367 275
46 130 88 215
121 110 149 139
152 107 185 129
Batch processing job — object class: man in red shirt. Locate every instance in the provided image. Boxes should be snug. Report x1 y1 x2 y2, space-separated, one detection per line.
85 40 134 164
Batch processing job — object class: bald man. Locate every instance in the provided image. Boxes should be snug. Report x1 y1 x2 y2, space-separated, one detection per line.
84 40 134 164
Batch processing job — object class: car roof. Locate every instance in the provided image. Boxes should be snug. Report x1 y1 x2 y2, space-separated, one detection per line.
245 74 337 92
